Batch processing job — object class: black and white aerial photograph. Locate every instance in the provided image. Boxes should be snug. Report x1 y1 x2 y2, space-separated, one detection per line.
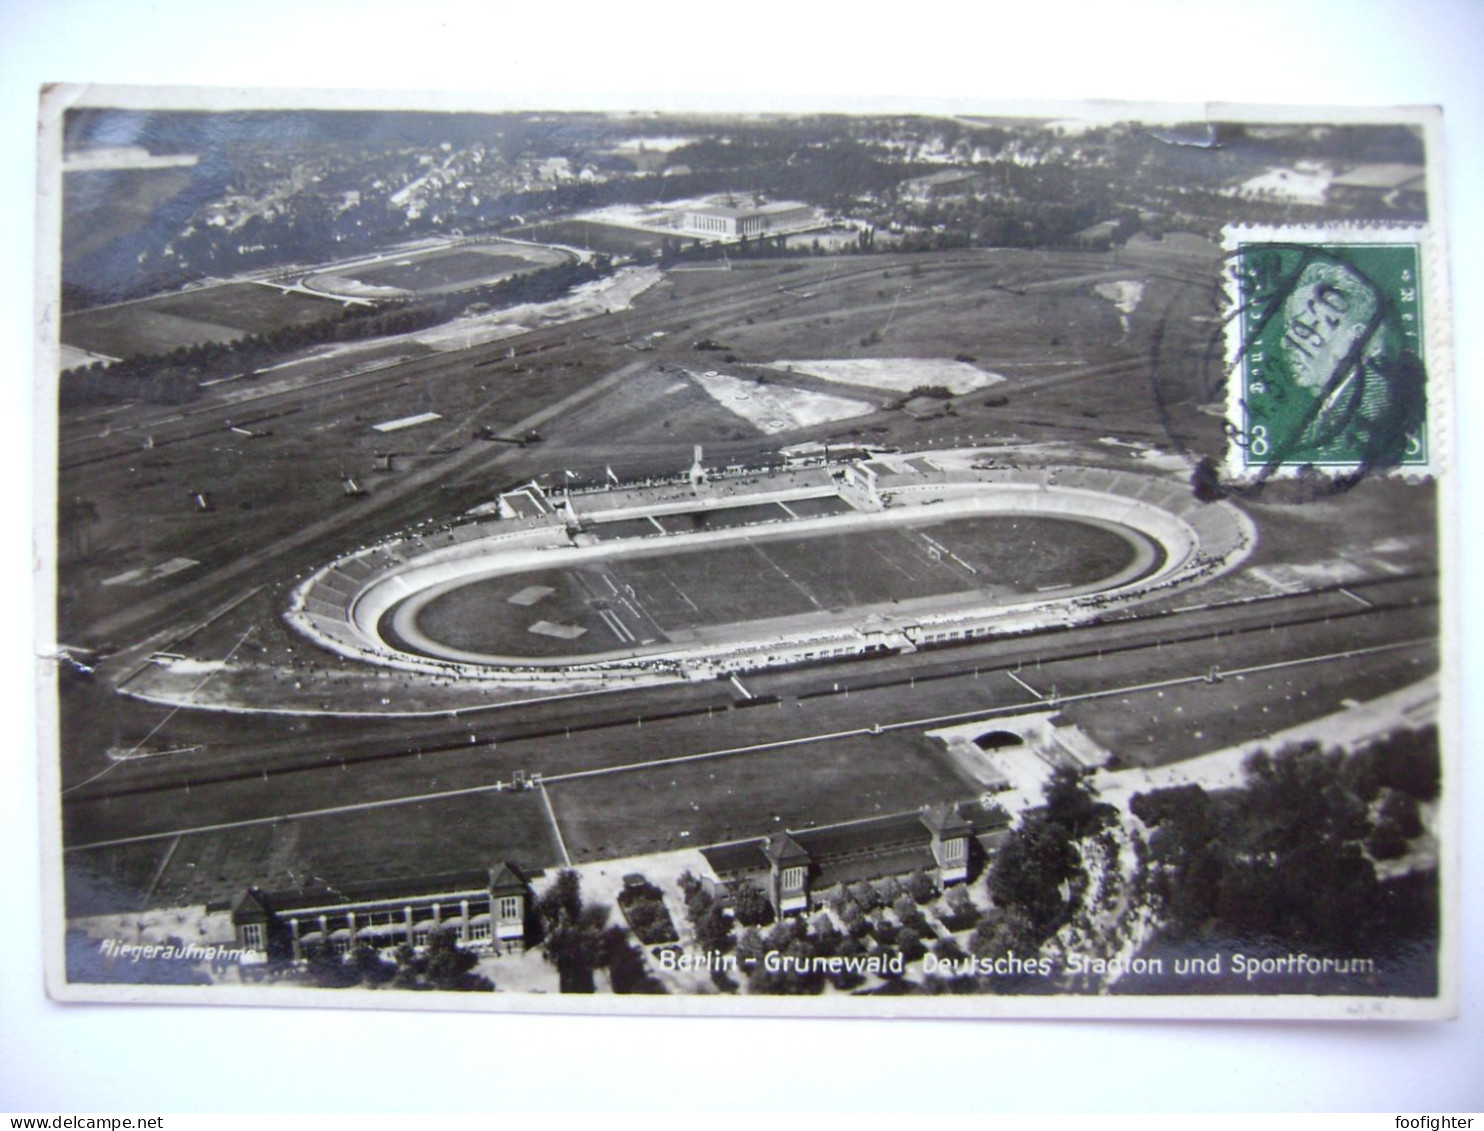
37 91 1457 1021
6 0 1483 1115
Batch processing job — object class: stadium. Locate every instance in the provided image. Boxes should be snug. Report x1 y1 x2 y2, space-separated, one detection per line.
286 451 1256 685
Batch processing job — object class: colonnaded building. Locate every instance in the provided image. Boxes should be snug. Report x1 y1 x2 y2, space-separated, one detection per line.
678 200 817 239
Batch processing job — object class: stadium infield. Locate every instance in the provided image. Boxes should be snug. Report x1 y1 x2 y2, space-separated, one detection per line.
404 513 1150 659
343 249 535 292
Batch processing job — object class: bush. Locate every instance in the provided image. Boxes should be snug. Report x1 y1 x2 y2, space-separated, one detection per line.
1368 820 1410 861
905 868 938 905
897 927 928 964
932 936 967 963
937 886 982 933
1378 789 1424 839
731 880 774 927
617 884 679 946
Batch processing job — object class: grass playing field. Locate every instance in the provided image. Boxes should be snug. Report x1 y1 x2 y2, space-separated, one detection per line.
61 284 347 359
343 250 535 292
405 513 1146 658
545 729 978 863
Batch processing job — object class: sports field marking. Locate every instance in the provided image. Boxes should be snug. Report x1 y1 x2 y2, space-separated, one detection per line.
62 625 258 797
662 574 700 613
750 540 825 611
1006 670 1044 699
596 608 634 643
539 781 572 867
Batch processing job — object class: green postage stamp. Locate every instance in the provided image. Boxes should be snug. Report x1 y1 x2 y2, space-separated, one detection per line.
1223 225 1436 481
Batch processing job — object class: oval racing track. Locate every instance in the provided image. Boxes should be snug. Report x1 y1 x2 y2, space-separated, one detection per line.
287 463 1257 685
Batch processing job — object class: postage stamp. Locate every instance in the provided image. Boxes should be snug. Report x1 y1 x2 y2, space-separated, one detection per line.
33 89 1457 1021
1222 225 1436 483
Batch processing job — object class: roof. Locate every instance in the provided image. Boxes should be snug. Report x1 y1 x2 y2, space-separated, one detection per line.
230 888 270 924
701 839 769 876
488 862 528 895
764 831 811 865
702 803 1004 879
1330 164 1425 190
789 810 933 860
906 169 977 187
688 200 811 220
920 802 972 837
248 864 532 914
814 845 940 892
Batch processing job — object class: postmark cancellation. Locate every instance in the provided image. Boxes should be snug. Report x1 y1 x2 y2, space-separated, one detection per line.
1221 223 1443 484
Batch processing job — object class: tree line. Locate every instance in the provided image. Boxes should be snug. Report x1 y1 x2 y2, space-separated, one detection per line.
60 258 612 409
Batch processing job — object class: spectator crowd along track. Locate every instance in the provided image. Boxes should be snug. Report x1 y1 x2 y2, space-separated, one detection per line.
286 457 1256 688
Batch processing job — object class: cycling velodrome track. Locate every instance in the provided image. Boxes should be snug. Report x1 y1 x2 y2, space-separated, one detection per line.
285 460 1257 687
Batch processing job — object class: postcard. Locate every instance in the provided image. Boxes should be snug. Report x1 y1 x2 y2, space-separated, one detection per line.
36 87 1456 1018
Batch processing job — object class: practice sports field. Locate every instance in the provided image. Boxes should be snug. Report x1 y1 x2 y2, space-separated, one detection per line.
510 219 672 256
400 513 1151 659
342 250 535 292
61 284 346 359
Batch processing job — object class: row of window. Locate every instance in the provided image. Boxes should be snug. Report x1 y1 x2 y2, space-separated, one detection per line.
242 897 523 952
781 842 967 894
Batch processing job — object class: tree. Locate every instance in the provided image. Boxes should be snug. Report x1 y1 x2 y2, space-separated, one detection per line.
302 943 359 989
1042 765 1115 840
989 811 1080 938
351 943 395 987
694 902 735 954
542 906 608 993
905 868 938 905
735 927 766 965
537 869 583 929
1378 789 1423 839
537 870 607 993
849 880 880 912
968 906 1041 963
731 880 774 927
897 927 928 964
423 928 493 992
1138 737 1432 951
602 927 666 995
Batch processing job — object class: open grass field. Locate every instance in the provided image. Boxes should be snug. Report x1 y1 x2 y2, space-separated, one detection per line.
510 219 671 256
406 513 1146 658
61 284 347 359
55 333 626 637
545 729 978 863
343 249 534 292
65 788 558 916
1061 639 1437 768
59 305 244 360
147 284 347 336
